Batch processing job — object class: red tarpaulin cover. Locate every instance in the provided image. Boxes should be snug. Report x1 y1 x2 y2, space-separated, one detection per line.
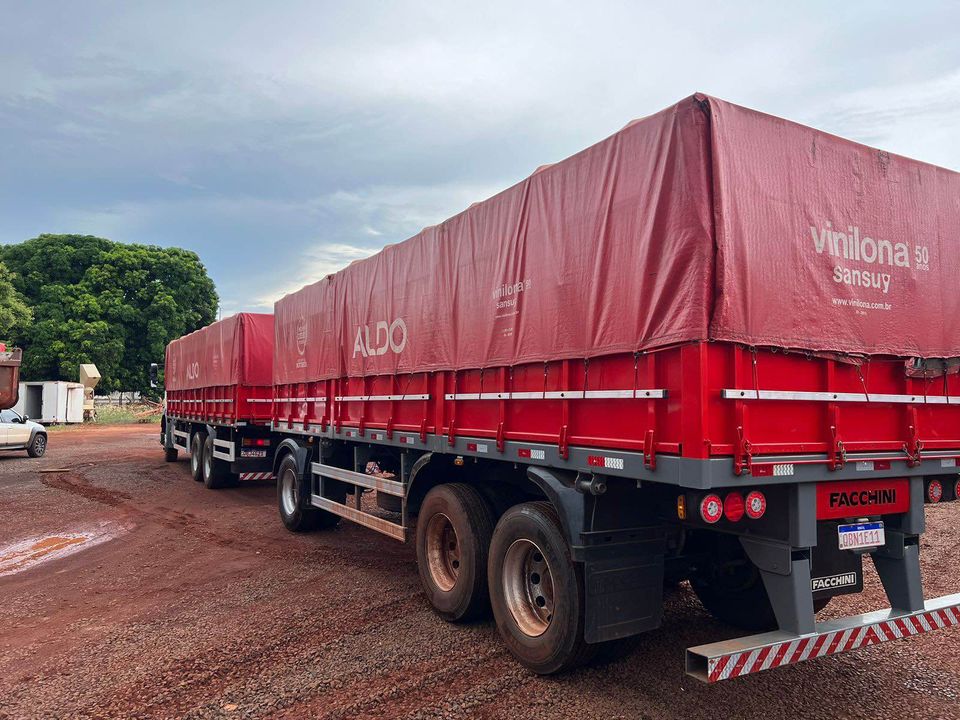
166 313 274 390
274 94 960 384
706 96 960 356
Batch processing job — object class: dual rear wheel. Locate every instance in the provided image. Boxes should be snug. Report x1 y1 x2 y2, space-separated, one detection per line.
416 487 596 674
202 435 236 489
189 431 237 489
416 484 494 621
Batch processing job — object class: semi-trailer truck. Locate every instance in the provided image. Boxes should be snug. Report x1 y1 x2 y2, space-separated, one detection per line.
166 94 960 681
161 313 276 487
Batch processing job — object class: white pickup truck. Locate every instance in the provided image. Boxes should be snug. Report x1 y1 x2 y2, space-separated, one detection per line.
0 408 46 457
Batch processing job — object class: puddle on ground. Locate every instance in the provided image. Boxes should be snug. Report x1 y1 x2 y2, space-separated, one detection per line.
0 525 121 577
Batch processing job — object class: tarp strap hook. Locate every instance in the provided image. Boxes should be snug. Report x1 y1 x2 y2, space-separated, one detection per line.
856 365 871 403
633 351 641 399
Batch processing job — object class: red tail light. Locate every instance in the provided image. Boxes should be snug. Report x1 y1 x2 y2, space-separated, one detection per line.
241 437 271 447
745 490 767 519
700 494 723 524
723 492 745 522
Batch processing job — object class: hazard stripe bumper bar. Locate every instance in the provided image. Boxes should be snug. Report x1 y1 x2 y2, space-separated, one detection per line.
686 592 960 683
238 472 275 481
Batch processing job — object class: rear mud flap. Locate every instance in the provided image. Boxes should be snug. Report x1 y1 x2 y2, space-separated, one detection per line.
582 528 665 643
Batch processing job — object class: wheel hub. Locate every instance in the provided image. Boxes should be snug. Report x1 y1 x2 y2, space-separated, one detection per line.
281 469 297 516
424 512 460 592
502 538 554 637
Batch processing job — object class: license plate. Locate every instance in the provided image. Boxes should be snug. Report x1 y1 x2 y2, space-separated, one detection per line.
838 521 885 551
240 449 267 459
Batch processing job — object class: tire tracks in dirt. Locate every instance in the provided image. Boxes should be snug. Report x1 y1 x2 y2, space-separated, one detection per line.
37 461 412 572
39 471 131 507
87 594 423 719
272 650 527 720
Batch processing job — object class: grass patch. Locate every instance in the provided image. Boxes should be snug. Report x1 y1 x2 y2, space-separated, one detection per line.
43 403 161 431
93 404 162 425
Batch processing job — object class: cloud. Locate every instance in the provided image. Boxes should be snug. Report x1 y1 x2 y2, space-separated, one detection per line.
798 69 960 170
245 179 506 311
2 0 960 318
311 182 505 239
246 242 374 312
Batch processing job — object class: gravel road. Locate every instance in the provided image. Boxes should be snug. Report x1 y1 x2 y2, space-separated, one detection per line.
1 424 958 719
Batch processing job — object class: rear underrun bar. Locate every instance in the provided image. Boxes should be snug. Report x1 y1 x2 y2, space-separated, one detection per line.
686 592 960 682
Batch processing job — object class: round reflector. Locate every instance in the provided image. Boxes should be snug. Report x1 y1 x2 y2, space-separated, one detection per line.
745 490 767 519
723 492 745 522
927 479 943 503
700 494 723 524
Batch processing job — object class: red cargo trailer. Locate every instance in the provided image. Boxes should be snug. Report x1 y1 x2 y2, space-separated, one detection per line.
269 94 960 679
161 313 276 488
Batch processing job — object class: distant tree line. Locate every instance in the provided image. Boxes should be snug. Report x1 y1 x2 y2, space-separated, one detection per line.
0 234 218 396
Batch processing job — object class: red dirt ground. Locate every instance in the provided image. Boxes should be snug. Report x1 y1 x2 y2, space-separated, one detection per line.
1 424 959 719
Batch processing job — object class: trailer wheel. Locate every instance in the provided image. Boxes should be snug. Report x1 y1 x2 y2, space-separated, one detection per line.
690 533 777 631
202 435 235 489
690 535 833 630
416 484 495 622
488 501 594 674
164 447 179 462
189 432 206 482
277 454 340 532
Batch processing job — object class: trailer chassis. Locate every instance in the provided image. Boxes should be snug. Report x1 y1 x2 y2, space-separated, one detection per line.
271 420 960 680
163 414 276 481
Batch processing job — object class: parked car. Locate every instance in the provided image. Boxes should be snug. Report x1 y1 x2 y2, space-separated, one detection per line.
0 409 47 457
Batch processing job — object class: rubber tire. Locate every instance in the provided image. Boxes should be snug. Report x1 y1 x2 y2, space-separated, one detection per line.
27 433 47 458
202 434 235 489
277 454 340 532
488 501 595 674
476 482 527 521
190 432 206 482
164 447 179 462
690 535 831 631
416 484 496 622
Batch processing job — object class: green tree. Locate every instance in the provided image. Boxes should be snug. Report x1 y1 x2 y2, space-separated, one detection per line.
1 234 218 395
0 262 32 340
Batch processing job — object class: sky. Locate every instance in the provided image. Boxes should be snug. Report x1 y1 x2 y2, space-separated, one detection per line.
2 1 959 314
